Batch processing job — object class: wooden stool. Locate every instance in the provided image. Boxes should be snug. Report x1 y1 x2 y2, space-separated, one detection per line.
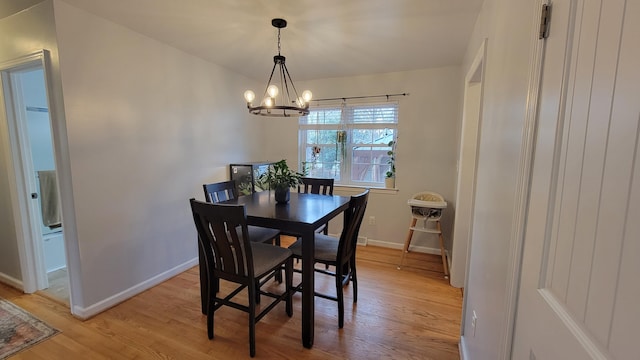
398 192 449 278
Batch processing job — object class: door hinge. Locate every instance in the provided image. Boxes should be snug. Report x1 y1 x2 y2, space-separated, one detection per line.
539 4 552 39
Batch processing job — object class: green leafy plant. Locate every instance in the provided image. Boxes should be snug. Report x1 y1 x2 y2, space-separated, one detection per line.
385 140 396 179
260 159 304 190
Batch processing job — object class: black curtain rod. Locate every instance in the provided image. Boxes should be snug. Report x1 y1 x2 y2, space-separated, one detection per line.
312 92 409 103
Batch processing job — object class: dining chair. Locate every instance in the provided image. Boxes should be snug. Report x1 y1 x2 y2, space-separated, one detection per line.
203 181 282 246
297 177 334 235
203 181 283 298
288 189 369 328
189 198 293 358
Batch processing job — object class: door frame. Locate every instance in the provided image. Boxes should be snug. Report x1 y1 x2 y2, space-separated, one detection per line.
451 38 486 289
499 0 550 357
0 50 59 293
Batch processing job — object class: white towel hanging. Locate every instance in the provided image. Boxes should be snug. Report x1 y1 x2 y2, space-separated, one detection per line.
37 170 61 228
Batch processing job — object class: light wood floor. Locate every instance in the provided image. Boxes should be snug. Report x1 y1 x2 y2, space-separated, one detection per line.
0 242 462 359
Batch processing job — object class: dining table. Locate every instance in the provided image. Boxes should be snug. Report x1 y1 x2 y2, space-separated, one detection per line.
198 190 351 348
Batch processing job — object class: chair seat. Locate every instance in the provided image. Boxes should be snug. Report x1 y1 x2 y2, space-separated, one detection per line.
246 225 281 243
288 234 339 263
251 242 292 277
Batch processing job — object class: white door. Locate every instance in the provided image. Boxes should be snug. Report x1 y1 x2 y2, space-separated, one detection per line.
513 0 639 359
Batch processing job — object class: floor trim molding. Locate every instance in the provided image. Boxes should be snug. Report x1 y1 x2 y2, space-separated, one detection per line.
0 272 23 291
71 257 198 319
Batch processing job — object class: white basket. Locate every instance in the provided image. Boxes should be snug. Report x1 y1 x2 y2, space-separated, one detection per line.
407 191 447 221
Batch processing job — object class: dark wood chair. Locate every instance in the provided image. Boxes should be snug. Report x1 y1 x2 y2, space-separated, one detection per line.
298 177 334 195
288 189 369 328
203 181 281 246
298 177 334 235
201 181 283 311
189 198 293 358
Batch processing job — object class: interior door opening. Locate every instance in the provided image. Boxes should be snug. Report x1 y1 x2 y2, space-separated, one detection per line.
2 63 69 305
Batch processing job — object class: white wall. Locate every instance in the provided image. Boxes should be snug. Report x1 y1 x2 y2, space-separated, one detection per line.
261 68 462 253
459 0 539 359
52 1 265 311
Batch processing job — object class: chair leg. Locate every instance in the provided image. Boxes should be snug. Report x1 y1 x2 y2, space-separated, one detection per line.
324 227 330 270
199 241 209 315
248 284 257 357
207 310 214 340
207 280 216 340
341 262 350 285
351 258 358 303
274 235 283 283
336 268 345 329
398 217 417 269
436 221 450 277
285 259 293 317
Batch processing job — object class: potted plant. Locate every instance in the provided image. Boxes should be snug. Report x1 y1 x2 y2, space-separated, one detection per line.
260 159 304 204
385 140 396 188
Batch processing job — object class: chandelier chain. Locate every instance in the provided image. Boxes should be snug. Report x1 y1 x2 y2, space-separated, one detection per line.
277 28 281 56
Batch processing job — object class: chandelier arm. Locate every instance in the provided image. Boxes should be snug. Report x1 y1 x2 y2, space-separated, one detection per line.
281 64 294 107
262 61 279 100
281 63 303 104
279 63 288 103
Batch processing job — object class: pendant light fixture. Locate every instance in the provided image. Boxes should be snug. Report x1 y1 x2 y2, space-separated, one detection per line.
243 18 312 117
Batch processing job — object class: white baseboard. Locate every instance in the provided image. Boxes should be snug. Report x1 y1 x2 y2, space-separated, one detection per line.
364 238 444 256
460 335 469 360
71 257 199 320
46 265 66 274
0 272 23 291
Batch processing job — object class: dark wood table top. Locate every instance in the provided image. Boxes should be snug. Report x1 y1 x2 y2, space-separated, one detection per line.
223 191 351 233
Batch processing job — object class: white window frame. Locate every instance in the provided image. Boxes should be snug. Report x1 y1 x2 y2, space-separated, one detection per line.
298 102 398 187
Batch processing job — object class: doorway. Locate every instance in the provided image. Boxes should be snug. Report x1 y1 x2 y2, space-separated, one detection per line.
1 60 69 304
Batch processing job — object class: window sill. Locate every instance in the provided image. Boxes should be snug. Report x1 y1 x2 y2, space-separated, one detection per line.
334 185 399 194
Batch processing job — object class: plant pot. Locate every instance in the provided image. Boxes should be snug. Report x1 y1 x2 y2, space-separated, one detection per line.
385 177 395 189
274 187 290 204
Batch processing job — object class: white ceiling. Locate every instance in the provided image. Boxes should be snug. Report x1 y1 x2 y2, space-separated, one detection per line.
59 0 484 81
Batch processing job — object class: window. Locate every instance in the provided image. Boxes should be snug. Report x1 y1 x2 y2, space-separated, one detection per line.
299 102 398 186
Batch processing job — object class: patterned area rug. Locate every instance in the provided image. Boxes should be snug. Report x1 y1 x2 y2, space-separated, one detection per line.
0 298 58 359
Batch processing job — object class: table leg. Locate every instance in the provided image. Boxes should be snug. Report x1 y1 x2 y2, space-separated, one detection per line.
301 228 315 348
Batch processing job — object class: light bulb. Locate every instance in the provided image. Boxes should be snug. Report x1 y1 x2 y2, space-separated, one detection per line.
244 90 255 103
296 97 304 107
264 96 274 107
267 85 279 98
302 90 313 102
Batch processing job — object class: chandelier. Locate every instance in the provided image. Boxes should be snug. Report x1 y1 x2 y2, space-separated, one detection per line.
243 18 312 117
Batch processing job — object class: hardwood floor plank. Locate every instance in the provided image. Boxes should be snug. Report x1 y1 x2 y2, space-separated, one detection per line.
0 245 462 359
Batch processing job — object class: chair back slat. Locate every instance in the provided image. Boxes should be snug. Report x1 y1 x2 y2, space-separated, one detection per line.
337 190 369 264
190 199 254 281
203 181 239 203
298 177 334 196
